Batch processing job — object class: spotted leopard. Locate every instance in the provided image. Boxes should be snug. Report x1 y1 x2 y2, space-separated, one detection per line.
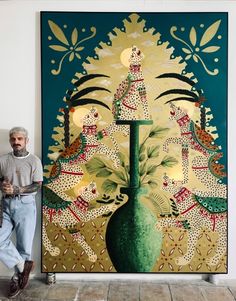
163 102 220 184
43 182 117 262
192 153 227 199
156 174 227 266
112 45 150 120
45 107 120 201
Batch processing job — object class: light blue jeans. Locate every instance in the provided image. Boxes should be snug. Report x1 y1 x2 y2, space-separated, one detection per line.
0 195 36 269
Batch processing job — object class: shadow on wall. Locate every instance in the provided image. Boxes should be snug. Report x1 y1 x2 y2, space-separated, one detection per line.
0 129 11 156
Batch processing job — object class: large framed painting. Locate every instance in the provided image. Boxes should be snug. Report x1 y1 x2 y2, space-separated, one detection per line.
41 12 228 273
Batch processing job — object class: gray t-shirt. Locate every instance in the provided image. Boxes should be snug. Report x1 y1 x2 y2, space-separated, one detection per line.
0 152 43 195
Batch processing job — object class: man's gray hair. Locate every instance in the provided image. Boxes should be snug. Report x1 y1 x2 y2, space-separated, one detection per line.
9 127 29 138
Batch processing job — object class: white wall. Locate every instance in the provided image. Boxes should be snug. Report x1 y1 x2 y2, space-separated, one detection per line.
0 0 235 282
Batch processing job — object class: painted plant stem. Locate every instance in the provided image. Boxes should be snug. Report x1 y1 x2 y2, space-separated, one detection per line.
116 120 153 188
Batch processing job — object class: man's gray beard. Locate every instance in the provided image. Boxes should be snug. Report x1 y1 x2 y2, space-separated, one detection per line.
13 149 29 157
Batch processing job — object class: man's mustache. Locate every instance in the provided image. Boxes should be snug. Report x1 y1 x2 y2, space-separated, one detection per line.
13 144 21 147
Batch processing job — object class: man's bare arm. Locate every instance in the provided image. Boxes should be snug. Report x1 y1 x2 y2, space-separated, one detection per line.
2 181 42 195
0 177 4 191
13 182 42 194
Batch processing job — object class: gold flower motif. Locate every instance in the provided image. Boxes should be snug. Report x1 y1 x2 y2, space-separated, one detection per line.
48 20 96 75
171 20 222 75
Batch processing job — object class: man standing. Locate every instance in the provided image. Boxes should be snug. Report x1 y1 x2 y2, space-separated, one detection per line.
0 127 43 298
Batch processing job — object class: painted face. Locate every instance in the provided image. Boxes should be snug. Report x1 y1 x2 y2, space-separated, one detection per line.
129 45 143 65
83 107 100 126
80 182 99 201
162 174 177 191
9 132 28 152
169 103 184 120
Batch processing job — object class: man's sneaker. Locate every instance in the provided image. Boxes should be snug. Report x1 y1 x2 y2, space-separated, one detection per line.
19 260 34 290
8 276 22 298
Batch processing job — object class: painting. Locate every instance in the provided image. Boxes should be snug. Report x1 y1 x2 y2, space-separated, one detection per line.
41 12 227 273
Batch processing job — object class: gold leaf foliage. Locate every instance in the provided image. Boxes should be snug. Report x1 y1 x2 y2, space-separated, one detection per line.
200 20 221 46
189 27 197 46
48 20 69 46
170 19 222 75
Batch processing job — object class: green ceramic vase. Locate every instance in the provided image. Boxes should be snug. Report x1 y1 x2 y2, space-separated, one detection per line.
105 120 162 272
106 187 162 272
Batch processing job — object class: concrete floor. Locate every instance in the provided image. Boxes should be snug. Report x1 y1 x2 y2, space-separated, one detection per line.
0 278 236 301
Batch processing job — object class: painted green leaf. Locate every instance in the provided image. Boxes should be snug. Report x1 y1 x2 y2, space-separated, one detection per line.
125 165 130 173
182 47 191 54
96 169 112 177
140 143 146 154
147 180 158 188
161 156 178 167
139 153 146 162
118 152 126 167
149 126 169 138
201 46 220 53
48 20 69 46
147 146 160 158
71 28 78 46
200 20 221 47
49 45 68 52
113 170 127 183
146 165 158 175
189 27 197 46
140 163 147 176
85 157 106 173
69 52 75 62
102 179 118 193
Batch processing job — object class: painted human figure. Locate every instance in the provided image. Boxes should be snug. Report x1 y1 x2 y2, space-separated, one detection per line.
0 127 43 298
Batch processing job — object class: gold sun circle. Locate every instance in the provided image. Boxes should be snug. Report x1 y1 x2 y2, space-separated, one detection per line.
72 107 90 127
120 47 132 68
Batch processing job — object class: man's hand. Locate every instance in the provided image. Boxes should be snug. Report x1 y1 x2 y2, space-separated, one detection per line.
1 178 21 195
2 179 14 194
1 179 41 195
